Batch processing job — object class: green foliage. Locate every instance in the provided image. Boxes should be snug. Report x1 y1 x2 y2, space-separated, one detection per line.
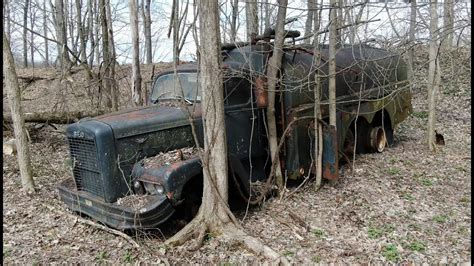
95 251 108 263
382 244 400 262
412 111 428 119
459 196 470 203
408 241 426 252
3 249 10 258
420 178 433 186
312 228 324 238
283 250 295 257
387 167 401 175
432 215 448 223
402 193 414 201
368 224 395 239
312 255 322 263
367 227 383 239
122 250 134 263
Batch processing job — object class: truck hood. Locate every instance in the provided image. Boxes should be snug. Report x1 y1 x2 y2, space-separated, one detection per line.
95 104 202 139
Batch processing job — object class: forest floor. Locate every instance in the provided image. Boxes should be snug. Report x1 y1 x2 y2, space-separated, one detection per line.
3 47 471 264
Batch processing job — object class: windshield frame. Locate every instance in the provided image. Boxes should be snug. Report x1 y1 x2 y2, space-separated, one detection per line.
150 69 199 104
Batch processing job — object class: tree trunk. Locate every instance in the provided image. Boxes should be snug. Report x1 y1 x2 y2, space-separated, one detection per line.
142 0 152 64
173 0 180 63
99 0 112 109
105 0 118 110
167 0 232 245
407 0 416 82
23 0 30 68
43 0 49 65
94 0 101 65
266 0 287 189
87 0 94 67
5 0 11 40
443 0 454 48
67 0 78 65
3 33 35 193
230 0 238 42
76 0 87 63
245 0 258 41
312 0 323 46
335 0 343 47
264 0 270 30
30 4 35 68
164 3 287 262
130 0 142 106
329 0 337 127
55 0 72 71
328 0 338 180
312 1 323 190
304 0 315 44
427 0 440 151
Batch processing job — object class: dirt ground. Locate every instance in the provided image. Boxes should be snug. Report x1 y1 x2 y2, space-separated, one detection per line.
3 47 471 264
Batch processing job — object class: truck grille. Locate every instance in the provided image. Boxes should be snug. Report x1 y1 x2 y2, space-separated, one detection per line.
68 137 105 198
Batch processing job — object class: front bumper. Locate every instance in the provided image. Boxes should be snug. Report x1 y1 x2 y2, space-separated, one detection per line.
57 178 175 230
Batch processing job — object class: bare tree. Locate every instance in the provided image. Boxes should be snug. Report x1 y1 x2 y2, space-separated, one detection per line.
304 0 316 44
264 0 270 30
245 0 258 41
76 0 87 63
335 0 343 47
141 0 152 64
87 0 95 66
43 0 49 65
130 0 142 106
329 0 337 127
23 0 30 67
427 0 440 150
266 0 287 189
105 0 118 110
165 2 286 262
5 0 11 40
94 0 101 65
312 2 323 190
407 0 417 81
30 2 36 68
54 0 72 70
230 0 238 42
99 0 113 109
3 33 35 193
443 0 454 47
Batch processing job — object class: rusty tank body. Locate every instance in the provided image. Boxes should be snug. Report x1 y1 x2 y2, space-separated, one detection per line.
57 34 412 230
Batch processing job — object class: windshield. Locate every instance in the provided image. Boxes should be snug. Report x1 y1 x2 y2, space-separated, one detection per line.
150 72 199 103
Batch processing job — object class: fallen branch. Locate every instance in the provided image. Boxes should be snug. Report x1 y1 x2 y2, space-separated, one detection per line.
44 204 139 248
76 216 140 248
287 210 310 232
3 111 103 124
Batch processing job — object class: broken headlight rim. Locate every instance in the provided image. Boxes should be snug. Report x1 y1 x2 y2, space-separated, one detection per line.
143 182 165 195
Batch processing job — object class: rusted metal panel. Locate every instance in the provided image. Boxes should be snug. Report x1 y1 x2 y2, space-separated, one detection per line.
322 124 339 181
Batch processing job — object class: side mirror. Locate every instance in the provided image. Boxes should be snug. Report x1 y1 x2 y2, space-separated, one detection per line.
255 76 268 108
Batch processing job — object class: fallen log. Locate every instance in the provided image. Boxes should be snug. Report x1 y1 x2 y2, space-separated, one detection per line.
3 111 103 124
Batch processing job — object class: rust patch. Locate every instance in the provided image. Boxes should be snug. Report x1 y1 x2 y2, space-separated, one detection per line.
255 76 268 108
322 124 339 180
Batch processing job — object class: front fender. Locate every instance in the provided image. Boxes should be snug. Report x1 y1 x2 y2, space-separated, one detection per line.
131 157 202 204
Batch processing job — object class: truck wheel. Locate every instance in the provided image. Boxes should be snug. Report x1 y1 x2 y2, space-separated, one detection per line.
352 118 389 154
368 126 387 153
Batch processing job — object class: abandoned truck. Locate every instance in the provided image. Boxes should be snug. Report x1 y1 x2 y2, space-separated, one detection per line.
58 36 412 230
